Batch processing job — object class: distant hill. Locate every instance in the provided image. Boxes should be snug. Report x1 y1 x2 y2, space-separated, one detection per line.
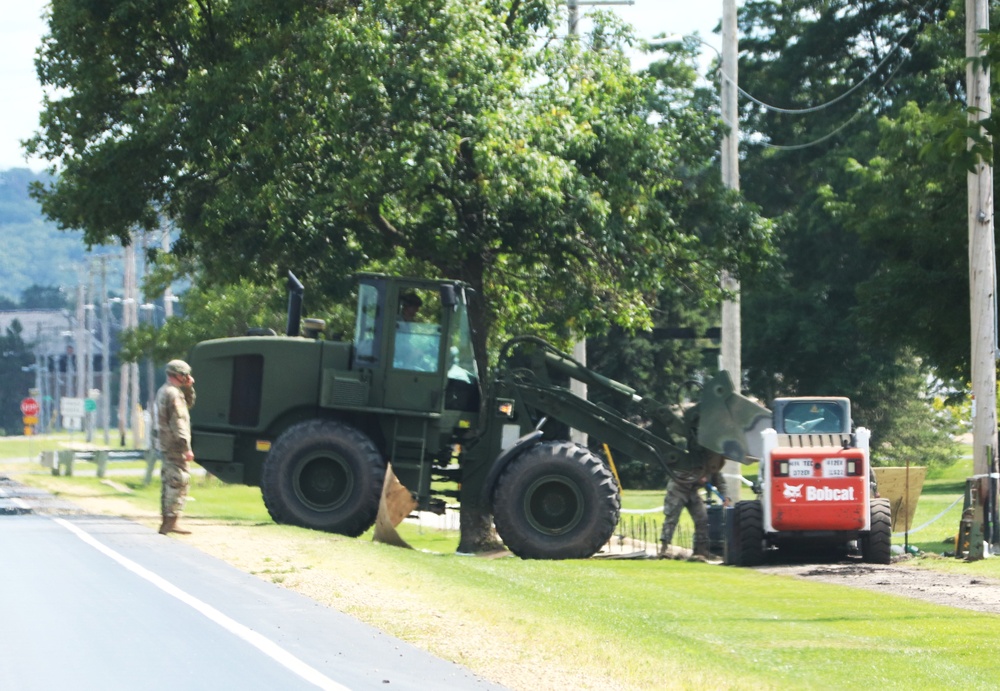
0 168 110 303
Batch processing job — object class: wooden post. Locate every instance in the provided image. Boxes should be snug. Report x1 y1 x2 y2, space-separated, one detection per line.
720 0 743 502
966 0 997 552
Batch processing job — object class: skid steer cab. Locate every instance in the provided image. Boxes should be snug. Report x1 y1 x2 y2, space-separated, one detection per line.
725 397 892 566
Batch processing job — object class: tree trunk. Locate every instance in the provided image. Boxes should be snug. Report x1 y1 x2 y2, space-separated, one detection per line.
451 252 505 554
457 506 504 554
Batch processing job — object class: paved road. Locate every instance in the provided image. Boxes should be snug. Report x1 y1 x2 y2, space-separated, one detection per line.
0 476 505 691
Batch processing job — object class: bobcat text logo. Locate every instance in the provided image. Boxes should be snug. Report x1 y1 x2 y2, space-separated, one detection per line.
782 484 803 502
805 486 856 502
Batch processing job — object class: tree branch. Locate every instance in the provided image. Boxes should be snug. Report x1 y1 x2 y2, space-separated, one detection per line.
506 0 522 32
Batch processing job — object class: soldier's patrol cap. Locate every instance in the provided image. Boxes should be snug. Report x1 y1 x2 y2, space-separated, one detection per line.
165 359 192 376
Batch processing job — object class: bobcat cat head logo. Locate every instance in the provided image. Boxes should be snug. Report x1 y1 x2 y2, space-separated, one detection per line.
783 483 804 502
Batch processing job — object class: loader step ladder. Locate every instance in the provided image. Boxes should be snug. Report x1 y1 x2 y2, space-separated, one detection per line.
390 417 433 499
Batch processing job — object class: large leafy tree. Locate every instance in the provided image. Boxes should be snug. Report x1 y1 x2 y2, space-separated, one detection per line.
29 0 774 549
29 1 769 361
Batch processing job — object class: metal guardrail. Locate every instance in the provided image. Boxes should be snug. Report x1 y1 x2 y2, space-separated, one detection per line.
39 448 161 485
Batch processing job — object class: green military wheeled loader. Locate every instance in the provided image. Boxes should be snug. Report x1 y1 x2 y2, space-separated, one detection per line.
188 272 770 559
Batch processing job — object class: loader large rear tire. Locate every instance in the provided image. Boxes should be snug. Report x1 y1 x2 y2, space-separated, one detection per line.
492 441 620 560
261 420 386 537
861 497 892 564
726 500 765 566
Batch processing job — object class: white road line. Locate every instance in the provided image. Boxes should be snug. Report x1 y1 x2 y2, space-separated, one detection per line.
52 517 349 691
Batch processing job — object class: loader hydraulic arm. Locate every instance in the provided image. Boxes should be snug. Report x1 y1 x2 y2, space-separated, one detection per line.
493 337 769 475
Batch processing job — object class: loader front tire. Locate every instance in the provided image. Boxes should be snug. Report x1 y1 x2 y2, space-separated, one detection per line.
262 420 386 537
492 441 620 559
861 497 892 564
726 500 765 566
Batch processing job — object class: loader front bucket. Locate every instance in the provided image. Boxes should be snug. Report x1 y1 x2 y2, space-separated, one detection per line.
372 464 418 548
696 371 771 464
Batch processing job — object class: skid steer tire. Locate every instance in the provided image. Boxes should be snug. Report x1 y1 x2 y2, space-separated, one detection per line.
492 441 620 560
261 420 386 537
726 500 765 566
861 497 892 564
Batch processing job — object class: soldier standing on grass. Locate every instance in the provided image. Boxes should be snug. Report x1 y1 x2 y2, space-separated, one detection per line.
659 453 730 560
156 359 196 535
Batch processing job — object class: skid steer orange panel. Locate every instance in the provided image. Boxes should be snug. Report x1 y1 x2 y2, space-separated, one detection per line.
767 446 868 532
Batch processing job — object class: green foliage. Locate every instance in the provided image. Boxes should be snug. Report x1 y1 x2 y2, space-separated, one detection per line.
588 291 718 489
864 355 963 472
119 278 288 364
827 102 973 382
0 320 35 435
20 285 70 309
29 0 774 373
737 0 974 468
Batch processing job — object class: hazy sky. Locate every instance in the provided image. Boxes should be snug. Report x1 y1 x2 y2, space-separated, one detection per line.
0 1 729 171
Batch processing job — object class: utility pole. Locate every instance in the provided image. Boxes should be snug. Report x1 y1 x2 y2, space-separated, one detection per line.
119 241 140 447
564 0 634 447
75 283 87 399
99 257 111 444
967 0 998 542
720 0 743 504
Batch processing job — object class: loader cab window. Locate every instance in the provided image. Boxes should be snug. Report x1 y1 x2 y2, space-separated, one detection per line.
445 290 481 411
393 288 441 373
353 283 383 369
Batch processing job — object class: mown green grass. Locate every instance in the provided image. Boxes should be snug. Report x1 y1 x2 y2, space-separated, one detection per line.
0 434 67 459
7 438 1000 688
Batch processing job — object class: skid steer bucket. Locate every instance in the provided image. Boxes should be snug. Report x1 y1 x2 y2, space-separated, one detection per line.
696 371 771 464
372 464 418 548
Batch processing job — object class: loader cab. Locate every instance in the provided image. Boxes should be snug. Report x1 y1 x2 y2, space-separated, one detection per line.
352 274 481 414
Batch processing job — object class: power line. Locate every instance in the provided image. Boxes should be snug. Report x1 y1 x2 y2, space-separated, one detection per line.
721 0 938 116
759 48 913 151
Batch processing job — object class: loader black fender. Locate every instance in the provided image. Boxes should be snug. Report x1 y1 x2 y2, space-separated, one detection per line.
261 419 386 536
479 429 545 506
860 497 892 564
491 441 620 559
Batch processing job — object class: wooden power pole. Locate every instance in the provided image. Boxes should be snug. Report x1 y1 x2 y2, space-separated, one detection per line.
967 0 997 485
564 0 634 447
720 0 742 502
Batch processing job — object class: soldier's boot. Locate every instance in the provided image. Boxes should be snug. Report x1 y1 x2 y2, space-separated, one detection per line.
692 539 712 559
158 516 174 535
158 516 192 535
657 541 671 559
692 538 722 563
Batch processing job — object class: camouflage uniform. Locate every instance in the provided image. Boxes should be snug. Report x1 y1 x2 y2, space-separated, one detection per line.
660 454 726 558
156 369 196 521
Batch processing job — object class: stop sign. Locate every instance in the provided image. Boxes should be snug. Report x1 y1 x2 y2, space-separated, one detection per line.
20 398 39 417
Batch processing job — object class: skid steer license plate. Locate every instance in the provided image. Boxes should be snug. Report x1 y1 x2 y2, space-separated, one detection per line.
822 458 846 477
788 458 813 477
